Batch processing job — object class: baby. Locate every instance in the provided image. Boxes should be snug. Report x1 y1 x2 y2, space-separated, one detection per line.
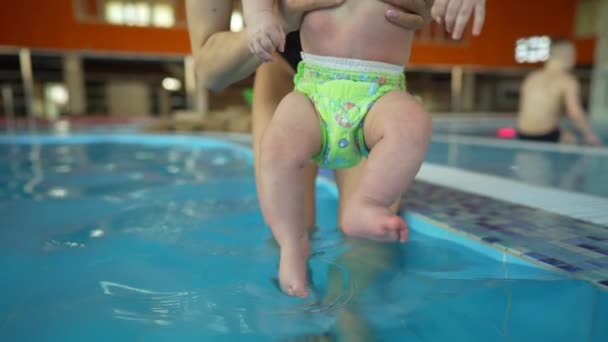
244 0 431 297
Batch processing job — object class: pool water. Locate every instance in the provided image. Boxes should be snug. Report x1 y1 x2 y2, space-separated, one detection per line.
425 141 608 197
1 135 606 341
433 119 608 142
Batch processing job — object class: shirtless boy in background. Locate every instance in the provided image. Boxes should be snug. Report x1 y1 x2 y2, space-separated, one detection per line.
518 39 603 146
243 0 485 297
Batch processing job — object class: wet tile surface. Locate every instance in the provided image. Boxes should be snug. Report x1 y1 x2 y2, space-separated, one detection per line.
403 181 608 289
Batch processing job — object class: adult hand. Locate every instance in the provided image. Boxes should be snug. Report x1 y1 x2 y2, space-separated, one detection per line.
380 0 434 30
277 0 345 33
432 0 486 39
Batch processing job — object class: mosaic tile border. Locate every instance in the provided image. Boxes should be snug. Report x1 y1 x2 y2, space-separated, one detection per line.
402 181 608 289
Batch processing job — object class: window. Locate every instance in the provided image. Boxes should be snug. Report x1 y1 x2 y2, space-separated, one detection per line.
152 3 175 27
230 10 244 32
104 1 174 27
105 1 150 26
515 36 551 64
74 0 185 28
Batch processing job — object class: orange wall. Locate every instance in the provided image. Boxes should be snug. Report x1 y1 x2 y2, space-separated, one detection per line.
0 0 596 67
0 0 191 55
410 0 596 67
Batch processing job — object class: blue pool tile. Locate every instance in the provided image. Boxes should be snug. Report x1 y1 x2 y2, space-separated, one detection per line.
564 237 590 245
579 245 608 257
540 257 566 266
524 252 549 260
404 181 608 287
578 244 600 252
588 259 608 268
500 230 526 239
556 264 583 273
572 262 598 271
586 272 608 282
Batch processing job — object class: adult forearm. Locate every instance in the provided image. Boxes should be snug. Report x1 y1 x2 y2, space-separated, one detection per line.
195 30 262 92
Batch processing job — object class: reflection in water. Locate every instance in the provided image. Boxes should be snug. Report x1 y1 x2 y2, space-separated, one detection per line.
513 151 592 193
23 144 43 195
48 187 68 198
43 197 261 250
96 253 352 336
43 239 85 250
100 281 200 327
558 155 590 192
53 164 71 173
513 151 553 186
2 143 253 201
426 140 608 197
90 229 105 238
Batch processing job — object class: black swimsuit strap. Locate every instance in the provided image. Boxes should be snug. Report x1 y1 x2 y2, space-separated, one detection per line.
279 31 302 71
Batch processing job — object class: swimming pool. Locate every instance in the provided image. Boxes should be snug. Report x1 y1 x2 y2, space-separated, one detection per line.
425 138 608 197
433 117 608 142
1 134 606 341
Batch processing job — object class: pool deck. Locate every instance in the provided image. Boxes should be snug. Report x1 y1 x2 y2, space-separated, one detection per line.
402 181 608 289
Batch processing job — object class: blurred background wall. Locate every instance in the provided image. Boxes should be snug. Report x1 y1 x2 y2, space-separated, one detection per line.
0 0 605 122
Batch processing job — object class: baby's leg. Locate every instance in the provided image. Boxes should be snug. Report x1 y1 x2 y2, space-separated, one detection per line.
259 92 321 297
341 91 431 242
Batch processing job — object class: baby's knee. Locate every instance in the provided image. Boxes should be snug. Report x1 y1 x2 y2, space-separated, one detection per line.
385 94 431 141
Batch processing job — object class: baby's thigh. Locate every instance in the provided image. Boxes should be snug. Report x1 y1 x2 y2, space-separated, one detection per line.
363 90 431 150
263 92 323 161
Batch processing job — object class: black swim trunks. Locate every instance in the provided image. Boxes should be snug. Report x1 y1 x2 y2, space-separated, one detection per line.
517 128 561 143
279 31 302 71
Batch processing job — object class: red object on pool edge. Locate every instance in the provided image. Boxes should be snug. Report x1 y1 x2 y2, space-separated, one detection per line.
497 127 516 139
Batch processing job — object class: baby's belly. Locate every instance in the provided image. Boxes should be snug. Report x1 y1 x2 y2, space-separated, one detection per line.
300 1 412 65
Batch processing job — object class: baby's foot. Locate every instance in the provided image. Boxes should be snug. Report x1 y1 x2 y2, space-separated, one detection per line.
342 198 408 242
278 236 311 298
